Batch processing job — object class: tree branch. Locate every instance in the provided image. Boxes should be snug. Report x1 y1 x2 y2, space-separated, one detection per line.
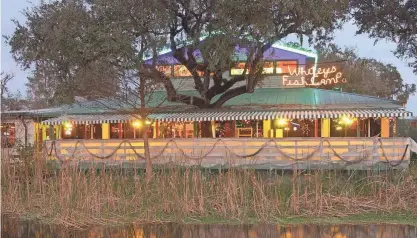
210 85 247 108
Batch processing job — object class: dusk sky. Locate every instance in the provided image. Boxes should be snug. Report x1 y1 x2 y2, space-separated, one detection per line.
2 1 416 115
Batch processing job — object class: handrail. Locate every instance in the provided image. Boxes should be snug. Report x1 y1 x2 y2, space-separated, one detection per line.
42 137 411 168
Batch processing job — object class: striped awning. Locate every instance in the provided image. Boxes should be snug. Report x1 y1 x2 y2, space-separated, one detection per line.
41 109 412 125
41 114 140 125
155 109 412 122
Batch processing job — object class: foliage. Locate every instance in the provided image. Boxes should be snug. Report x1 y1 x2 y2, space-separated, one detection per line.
316 44 416 103
411 152 417 164
6 0 349 108
2 160 417 228
1 71 13 99
351 0 417 74
5 1 121 106
1 71 29 111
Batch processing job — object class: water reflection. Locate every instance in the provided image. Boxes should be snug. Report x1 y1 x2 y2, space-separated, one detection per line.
2 217 417 238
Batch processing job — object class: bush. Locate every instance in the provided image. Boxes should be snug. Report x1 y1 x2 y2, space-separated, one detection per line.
411 152 417 163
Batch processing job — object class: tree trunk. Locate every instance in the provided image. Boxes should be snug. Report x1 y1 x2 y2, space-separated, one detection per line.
200 121 212 138
143 123 152 182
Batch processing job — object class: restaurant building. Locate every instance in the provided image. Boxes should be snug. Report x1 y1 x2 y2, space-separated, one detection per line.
1 43 415 169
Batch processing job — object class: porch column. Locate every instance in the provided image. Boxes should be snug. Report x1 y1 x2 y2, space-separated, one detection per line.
102 123 110 139
381 117 390 138
34 122 39 142
321 118 330 137
356 120 360 137
42 125 47 141
90 125 94 139
48 125 54 140
232 121 236 137
367 119 371 137
263 120 271 138
314 119 319 137
193 121 198 138
211 120 216 138
118 123 123 138
155 121 160 138
54 125 61 140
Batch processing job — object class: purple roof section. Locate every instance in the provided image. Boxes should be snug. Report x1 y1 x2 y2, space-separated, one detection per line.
145 45 311 65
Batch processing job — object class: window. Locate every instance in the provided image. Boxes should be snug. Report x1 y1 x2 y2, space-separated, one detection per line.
123 123 135 139
231 61 294 76
110 123 121 139
156 65 172 77
62 125 86 139
230 62 249 76
330 118 358 137
284 119 315 137
173 65 192 77
1 123 15 148
262 61 274 74
87 124 102 139
276 60 297 74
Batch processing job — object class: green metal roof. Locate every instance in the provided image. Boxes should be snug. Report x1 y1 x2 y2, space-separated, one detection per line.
0 88 405 119
216 88 403 110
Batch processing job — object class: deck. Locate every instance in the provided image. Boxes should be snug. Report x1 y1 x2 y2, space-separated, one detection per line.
41 137 414 170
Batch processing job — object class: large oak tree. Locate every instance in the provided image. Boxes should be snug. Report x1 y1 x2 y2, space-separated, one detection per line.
7 0 349 108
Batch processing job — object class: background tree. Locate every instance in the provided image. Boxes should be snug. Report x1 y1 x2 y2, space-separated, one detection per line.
316 44 416 103
351 0 417 74
5 1 121 106
1 72 28 111
1 71 13 101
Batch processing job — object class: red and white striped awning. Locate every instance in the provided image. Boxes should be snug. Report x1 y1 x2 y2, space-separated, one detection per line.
41 109 412 125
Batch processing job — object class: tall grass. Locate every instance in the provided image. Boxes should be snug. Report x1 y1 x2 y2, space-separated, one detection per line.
2 152 417 228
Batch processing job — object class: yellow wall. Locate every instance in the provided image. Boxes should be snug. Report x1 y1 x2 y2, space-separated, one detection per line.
42 125 47 141
102 123 110 139
263 120 271 138
54 125 61 140
321 118 330 137
275 129 283 138
381 117 390 138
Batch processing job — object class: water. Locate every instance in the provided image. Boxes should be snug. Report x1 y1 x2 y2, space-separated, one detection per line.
2 217 417 238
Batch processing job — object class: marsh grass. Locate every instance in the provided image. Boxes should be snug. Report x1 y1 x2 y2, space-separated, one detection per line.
2 153 417 228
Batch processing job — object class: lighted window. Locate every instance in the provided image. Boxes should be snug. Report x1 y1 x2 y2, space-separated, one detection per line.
62 124 86 139
110 123 121 139
173 65 192 77
1 123 15 148
262 61 274 74
276 61 297 74
156 65 172 77
196 68 214 77
230 62 250 76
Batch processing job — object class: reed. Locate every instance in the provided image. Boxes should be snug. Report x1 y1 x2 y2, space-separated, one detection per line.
2 153 417 228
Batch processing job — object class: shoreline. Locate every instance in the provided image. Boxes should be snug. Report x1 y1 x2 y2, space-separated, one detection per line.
3 213 417 228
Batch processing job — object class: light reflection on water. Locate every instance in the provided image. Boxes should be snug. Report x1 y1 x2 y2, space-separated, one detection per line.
2 217 417 238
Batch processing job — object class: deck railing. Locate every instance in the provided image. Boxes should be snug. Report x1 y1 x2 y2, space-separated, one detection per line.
43 137 412 169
